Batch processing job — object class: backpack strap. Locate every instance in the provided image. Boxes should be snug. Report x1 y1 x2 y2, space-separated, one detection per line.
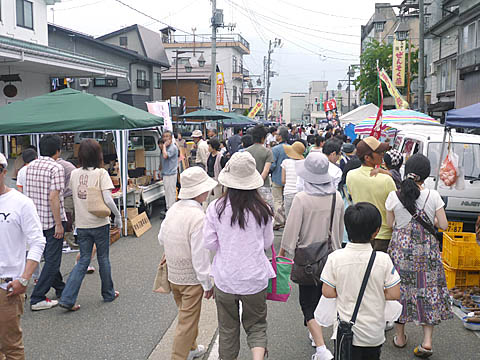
327 193 336 252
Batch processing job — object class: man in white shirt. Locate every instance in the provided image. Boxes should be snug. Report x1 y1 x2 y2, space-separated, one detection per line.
192 130 209 170
0 153 45 359
322 139 342 189
321 202 400 360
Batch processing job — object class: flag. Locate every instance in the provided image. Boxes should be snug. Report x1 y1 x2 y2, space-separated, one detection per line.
370 68 384 139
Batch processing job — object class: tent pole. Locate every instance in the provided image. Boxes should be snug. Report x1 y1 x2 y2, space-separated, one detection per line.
3 136 8 159
122 130 129 236
435 127 448 190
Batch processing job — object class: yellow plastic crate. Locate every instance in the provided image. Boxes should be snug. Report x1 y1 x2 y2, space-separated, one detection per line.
442 232 480 270
443 262 480 289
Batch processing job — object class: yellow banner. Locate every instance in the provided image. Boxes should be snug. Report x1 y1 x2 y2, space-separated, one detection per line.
379 69 409 109
392 39 406 87
248 102 263 118
216 72 224 106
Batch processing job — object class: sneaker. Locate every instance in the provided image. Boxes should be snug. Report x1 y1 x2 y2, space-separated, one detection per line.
311 346 333 360
87 266 95 274
309 332 316 347
31 298 59 311
187 345 206 360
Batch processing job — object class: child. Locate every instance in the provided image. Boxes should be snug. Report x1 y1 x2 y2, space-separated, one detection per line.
321 202 401 360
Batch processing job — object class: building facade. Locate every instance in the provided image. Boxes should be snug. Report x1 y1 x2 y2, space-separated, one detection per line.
162 30 250 112
282 92 306 124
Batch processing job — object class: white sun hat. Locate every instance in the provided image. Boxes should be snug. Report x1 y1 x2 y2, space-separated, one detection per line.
178 166 218 199
191 130 203 138
218 152 264 190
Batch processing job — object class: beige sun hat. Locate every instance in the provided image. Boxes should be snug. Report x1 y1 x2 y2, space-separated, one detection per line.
218 152 264 190
191 130 203 138
178 166 218 199
284 141 305 160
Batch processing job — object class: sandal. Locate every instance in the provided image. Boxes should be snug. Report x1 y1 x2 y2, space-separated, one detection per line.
414 344 433 358
393 334 408 348
59 303 81 311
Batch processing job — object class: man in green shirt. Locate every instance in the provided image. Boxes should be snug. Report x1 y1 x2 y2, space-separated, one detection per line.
246 125 274 207
346 137 396 252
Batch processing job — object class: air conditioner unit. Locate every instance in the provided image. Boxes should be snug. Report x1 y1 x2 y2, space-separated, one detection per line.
79 78 90 87
429 63 435 76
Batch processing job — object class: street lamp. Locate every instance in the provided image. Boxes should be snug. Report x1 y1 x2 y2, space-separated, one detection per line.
337 82 342 91
174 50 205 117
256 78 262 86
394 20 409 41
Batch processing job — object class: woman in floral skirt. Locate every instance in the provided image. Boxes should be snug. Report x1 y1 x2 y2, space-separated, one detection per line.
385 154 451 358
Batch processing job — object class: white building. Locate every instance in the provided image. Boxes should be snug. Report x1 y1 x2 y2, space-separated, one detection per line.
282 92 306 124
162 28 250 112
0 0 127 106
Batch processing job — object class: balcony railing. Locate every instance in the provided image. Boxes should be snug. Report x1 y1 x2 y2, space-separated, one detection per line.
137 79 150 88
232 67 250 79
458 47 480 70
165 33 250 50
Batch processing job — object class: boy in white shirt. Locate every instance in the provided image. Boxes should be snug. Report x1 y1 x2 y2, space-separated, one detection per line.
321 202 401 360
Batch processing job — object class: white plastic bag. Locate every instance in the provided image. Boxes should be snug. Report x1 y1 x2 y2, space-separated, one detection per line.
385 301 403 322
314 296 337 327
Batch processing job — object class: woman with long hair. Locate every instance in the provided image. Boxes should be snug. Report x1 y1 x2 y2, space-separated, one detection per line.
203 152 275 360
59 139 122 311
386 153 450 358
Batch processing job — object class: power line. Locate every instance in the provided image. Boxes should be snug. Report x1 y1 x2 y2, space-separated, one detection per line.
55 0 107 11
277 0 368 21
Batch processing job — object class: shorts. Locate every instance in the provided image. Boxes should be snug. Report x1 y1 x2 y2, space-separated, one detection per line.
299 283 323 326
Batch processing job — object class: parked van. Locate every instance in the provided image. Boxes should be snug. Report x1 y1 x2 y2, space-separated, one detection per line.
392 124 480 232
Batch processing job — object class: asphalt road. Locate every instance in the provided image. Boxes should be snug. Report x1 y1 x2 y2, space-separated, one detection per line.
21 207 479 360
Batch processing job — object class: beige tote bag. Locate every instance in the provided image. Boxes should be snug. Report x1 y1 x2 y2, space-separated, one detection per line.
87 169 111 218
153 255 171 294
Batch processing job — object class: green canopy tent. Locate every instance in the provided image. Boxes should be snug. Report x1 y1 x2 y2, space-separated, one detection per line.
0 88 164 235
178 109 232 121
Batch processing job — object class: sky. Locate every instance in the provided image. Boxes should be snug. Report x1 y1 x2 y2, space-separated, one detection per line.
48 0 383 99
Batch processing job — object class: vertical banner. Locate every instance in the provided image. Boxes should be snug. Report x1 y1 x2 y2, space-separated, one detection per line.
393 39 406 87
371 68 384 139
378 69 409 109
146 101 172 132
248 102 263 118
216 72 224 107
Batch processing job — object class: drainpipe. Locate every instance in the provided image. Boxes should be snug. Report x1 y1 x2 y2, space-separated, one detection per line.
111 61 135 102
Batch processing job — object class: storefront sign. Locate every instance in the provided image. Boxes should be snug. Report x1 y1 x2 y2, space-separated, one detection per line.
146 101 172 131
131 212 152 237
393 39 406 87
248 102 263 118
379 69 409 109
323 99 337 112
216 72 224 106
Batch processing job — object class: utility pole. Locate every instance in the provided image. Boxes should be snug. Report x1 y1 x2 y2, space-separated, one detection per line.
265 38 281 121
210 0 217 110
418 0 425 112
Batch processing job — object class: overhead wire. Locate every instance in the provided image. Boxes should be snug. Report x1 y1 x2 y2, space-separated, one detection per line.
276 0 369 21
54 0 107 11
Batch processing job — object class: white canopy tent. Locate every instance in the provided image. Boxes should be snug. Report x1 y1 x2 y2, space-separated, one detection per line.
339 104 379 124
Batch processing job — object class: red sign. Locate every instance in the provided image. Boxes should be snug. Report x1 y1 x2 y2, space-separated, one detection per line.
323 99 337 112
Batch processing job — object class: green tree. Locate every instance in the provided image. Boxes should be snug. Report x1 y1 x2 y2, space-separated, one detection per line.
354 39 418 106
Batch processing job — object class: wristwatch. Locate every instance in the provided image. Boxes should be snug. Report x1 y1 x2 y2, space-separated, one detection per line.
18 277 29 287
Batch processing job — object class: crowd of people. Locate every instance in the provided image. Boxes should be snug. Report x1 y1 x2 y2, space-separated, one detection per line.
0 123 453 360
156 123 452 360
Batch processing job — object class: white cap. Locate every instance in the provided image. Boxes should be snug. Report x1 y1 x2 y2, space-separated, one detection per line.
192 130 203 138
0 153 7 167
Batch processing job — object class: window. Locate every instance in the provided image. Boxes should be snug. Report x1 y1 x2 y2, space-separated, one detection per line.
387 35 394 45
119 36 128 47
94 78 118 87
428 142 480 178
136 70 149 88
137 70 146 81
462 22 476 52
153 72 161 89
129 135 157 151
16 0 33 30
437 58 456 93
232 55 238 73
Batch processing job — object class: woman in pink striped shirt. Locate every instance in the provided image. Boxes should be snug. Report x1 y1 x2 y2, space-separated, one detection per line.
203 152 275 360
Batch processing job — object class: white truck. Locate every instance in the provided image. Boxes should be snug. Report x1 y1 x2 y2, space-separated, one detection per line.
392 124 480 232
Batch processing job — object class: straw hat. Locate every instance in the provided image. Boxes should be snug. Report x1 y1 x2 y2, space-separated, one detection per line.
178 166 217 199
284 141 305 160
218 152 263 190
296 152 334 188
356 136 390 158
191 130 203 138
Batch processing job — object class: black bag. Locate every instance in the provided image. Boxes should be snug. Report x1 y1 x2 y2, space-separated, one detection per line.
397 190 443 243
291 194 336 286
335 251 376 360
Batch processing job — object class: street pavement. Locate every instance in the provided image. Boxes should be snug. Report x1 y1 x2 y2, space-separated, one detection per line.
21 205 479 360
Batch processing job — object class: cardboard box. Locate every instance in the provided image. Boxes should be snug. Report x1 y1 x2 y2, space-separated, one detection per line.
126 207 138 219
110 227 121 244
73 144 80 158
121 217 135 236
131 212 152 237
135 149 146 168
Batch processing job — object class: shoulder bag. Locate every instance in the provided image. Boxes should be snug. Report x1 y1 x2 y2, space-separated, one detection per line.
335 251 376 360
291 193 336 287
396 190 442 242
87 169 111 218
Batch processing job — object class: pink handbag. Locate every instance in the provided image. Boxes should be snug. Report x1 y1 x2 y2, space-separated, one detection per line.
267 245 294 302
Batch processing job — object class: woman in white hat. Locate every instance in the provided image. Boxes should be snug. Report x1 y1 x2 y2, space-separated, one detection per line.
279 152 345 360
158 166 217 360
203 151 275 360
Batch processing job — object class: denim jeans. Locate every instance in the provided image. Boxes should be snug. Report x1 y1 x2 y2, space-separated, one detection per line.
60 224 115 307
30 223 66 305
